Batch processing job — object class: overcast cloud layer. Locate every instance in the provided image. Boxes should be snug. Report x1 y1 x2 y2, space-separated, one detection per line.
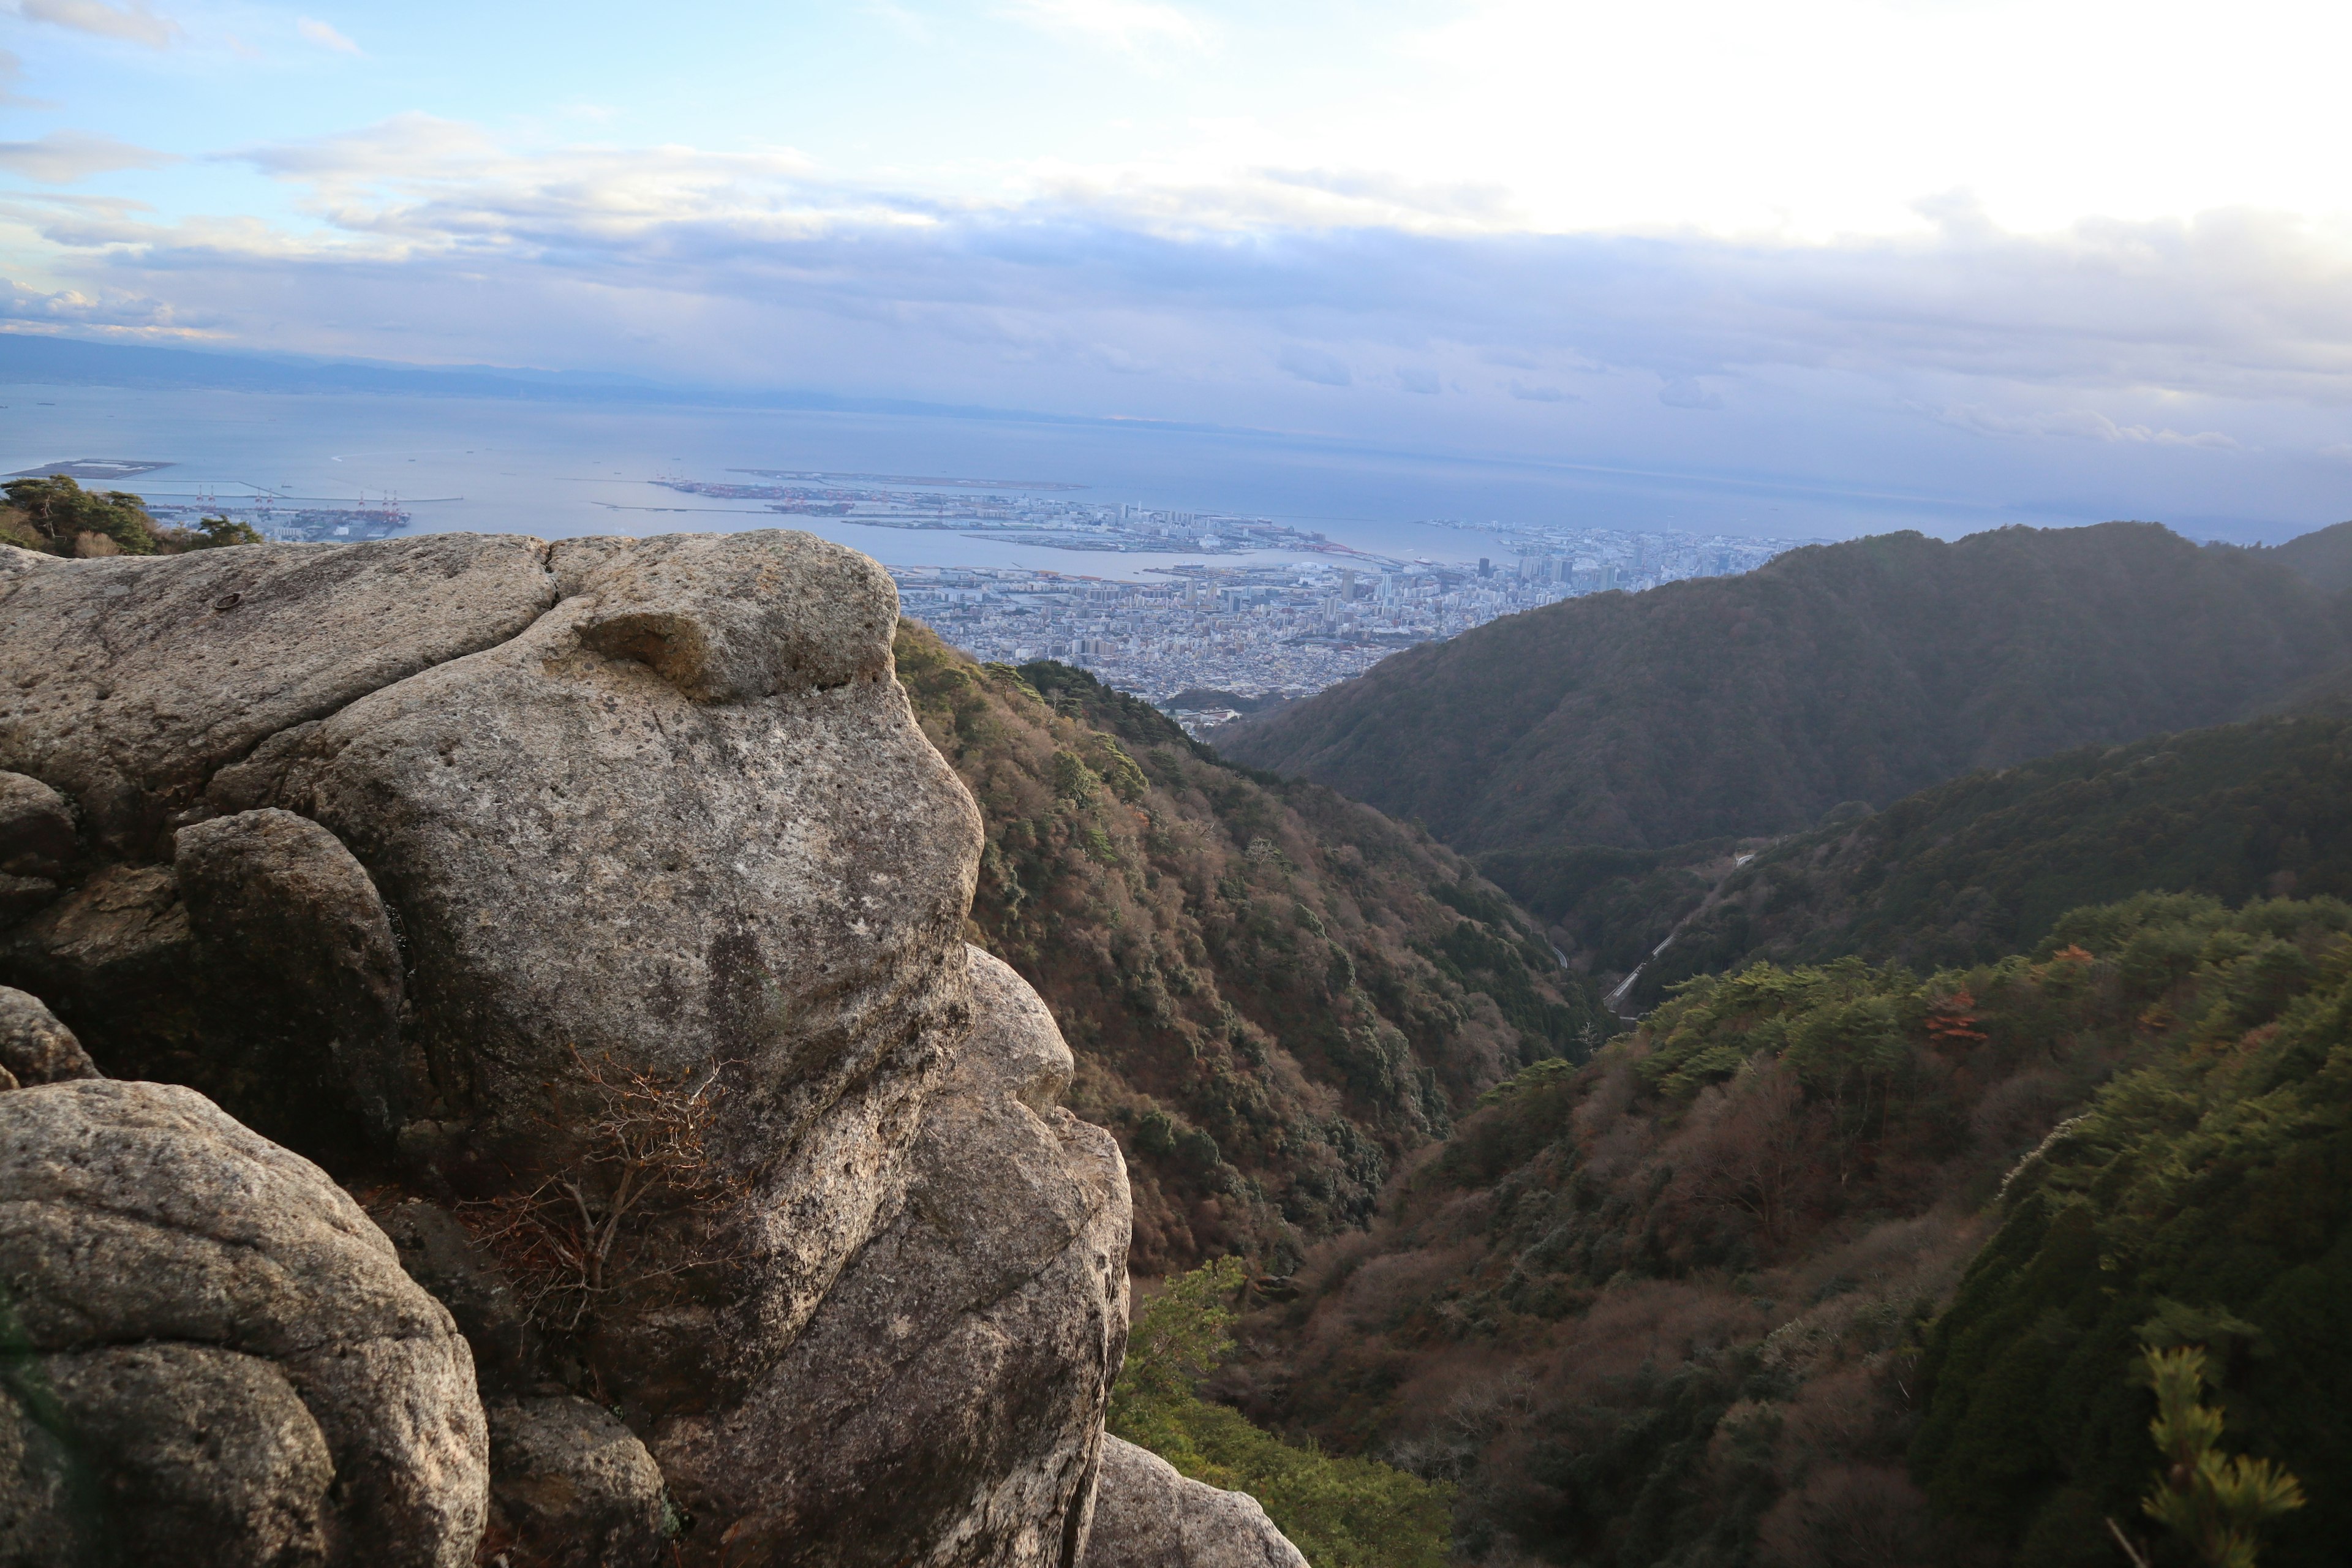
4 1 2351 540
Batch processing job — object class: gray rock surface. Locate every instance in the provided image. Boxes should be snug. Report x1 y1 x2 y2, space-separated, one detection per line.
0 1078 487 1567
0 772 73 922
1081 1438 1310 1568
0 773 73 879
254 530 981 1361
485 1396 671 1568
172 806 410 1144
0 984 97 1090
1 808 409 1154
0 534 554 855
657 948 1130 1567
0 531 1137 1568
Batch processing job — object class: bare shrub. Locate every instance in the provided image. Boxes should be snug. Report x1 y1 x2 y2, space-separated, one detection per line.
459 1050 750 1332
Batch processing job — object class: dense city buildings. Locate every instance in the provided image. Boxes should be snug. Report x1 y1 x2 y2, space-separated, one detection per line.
894 521 1815 732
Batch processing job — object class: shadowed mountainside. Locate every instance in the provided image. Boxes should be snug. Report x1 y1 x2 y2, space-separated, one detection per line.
894 624 1615 1275
2271 517 2352 595
1629 711 2352 1008
1222 523 2352 860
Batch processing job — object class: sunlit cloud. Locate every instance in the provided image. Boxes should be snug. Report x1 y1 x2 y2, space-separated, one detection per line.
1939 405 2242 450
13 0 180 49
0 129 178 183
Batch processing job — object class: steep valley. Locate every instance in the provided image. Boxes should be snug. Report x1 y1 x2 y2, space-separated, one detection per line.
894 623 1616 1274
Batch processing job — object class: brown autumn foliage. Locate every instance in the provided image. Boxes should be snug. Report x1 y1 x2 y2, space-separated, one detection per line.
1219 944 2165 1568
893 623 1615 1273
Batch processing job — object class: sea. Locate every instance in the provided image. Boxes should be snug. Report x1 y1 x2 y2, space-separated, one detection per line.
0 382 2004 575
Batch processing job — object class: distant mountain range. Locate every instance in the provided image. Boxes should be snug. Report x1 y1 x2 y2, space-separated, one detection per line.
1223 521 2352 861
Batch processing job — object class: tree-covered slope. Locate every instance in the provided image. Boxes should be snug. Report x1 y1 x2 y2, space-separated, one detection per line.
1222 522 2352 857
1229 894 2352 1568
893 624 1613 1274
1633 713 2352 1006
2270 517 2352 594
1910 895 2352 1567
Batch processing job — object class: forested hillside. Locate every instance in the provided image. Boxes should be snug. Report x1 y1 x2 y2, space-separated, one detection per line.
1227 894 2352 1568
1632 712 2352 1006
2270 517 2352 594
893 624 1613 1273
1222 523 2351 860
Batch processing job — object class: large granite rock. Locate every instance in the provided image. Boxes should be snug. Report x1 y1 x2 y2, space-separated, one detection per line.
0 1078 488 1567
1081 1438 1310 1568
0 534 554 856
0 532 1130 1567
658 949 1130 1566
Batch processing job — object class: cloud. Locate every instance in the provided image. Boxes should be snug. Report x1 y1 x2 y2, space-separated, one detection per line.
1001 0 1210 57
54 129 2352 422
1940 404 2240 448
0 130 178 183
296 17 361 55
0 47 57 107
15 0 180 48
1659 375 1721 410
1397 364 1440 394
1278 344 1351 386
8 115 2348 549
0 274 206 337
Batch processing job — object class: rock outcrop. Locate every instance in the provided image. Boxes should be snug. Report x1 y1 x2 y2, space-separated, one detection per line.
0 533 1144 1566
657 949 1129 1566
1081 1438 1310 1568
0 1078 488 1567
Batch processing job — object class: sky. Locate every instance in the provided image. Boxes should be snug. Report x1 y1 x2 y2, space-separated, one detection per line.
5 0 2352 540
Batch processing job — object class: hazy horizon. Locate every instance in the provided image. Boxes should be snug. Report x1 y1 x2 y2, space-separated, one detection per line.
6 1 2352 545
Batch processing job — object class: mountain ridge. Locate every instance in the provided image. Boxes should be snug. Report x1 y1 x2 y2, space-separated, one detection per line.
1223 522 2352 860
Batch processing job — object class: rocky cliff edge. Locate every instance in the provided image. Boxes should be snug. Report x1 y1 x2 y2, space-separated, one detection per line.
0 533 1276 1567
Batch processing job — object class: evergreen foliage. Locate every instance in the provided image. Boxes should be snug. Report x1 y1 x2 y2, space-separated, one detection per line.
1111 1259 1456 1568
2267 518 2352 595
1909 895 2352 1567
1636 714 2352 1006
2130 1346 2305 1568
0 474 258 556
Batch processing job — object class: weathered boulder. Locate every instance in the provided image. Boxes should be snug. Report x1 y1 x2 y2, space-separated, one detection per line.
1080 1438 1310 1568
0 984 96 1090
249 531 981 1365
0 532 1137 1566
369 1196 549 1401
657 948 1130 1566
172 806 410 1145
0 807 409 1158
484 1396 672 1568
0 533 555 856
0 1078 487 1567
